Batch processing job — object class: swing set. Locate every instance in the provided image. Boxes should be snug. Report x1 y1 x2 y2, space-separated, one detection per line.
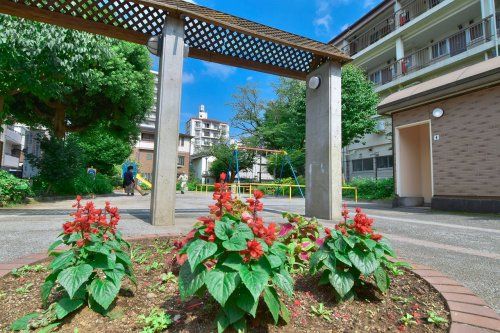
227 146 305 199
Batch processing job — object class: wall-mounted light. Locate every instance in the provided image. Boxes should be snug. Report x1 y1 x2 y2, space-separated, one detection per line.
432 108 444 118
308 76 321 90
147 34 162 56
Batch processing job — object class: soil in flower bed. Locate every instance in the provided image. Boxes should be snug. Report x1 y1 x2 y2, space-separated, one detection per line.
0 237 449 332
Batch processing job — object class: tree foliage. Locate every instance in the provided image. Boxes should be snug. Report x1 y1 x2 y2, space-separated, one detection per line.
204 142 255 183
0 15 154 139
229 65 379 176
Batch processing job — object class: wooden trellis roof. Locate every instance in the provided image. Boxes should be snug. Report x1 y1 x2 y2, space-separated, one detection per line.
0 0 350 79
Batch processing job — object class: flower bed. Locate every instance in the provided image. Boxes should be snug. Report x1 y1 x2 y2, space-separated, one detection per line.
0 174 451 332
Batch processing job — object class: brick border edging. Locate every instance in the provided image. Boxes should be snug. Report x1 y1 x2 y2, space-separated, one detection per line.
1 234 498 333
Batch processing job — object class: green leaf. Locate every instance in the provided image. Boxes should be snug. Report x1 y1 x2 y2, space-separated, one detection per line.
222 236 248 251
55 297 85 319
362 238 378 250
68 233 82 243
280 299 291 324
309 249 328 274
47 239 63 253
204 268 240 306
236 287 258 317
222 253 244 271
256 238 269 252
50 250 75 271
187 239 217 271
41 272 58 305
89 278 119 310
104 267 126 287
223 296 245 324
37 323 60 333
91 253 116 270
334 251 352 267
342 235 356 248
11 313 39 331
179 263 207 300
232 318 247 332
374 266 390 292
57 264 93 299
272 269 293 297
215 220 232 240
86 243 110 256
348 248 379 275
239 266 269 301
263 287 280 324
328 270 354 298
323 254 336 271
115 251 132 267
216 311 230 333
266 254 282 269
234 223 254 240
269 242 288 261
318 270 330 285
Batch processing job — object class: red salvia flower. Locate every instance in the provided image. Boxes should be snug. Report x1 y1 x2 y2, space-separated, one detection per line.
240 240 264 262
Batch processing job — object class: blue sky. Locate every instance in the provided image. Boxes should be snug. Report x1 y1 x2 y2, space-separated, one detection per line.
151 0 382 136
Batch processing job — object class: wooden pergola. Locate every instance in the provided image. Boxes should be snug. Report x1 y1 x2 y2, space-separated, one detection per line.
1 0 350 224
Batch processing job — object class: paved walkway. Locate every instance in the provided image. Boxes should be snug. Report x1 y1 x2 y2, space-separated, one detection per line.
0 192 498 312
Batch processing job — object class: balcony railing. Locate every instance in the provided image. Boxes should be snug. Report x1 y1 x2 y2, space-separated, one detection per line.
369 16 494 87
342 0 444 56
2 154 20 168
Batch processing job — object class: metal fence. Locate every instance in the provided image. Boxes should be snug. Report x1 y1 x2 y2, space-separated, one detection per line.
342 0 444 56
369 16 494 87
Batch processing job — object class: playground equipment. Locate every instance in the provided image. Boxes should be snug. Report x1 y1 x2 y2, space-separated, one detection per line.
136 174 152 189
228 146 305 199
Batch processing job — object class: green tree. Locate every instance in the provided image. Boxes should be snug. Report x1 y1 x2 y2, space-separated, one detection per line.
0 15 154 139
71 127 133 176
204 142 255 183
230 65 379 175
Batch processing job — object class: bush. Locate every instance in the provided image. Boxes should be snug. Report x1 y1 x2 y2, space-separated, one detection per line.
74 173 114 195
278 213 321 274
12 198 135 331
343 177 394 200
176 174 292 332
0 170 33 206
310 205 406 301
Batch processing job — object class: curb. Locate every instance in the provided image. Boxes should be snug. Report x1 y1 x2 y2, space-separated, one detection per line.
1 234 499 332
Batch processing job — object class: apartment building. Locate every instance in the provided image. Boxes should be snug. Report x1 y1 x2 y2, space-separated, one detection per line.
133 71 192 181
0 125 23 175
332 0 499 182
332 0 499 212
185 105 230 155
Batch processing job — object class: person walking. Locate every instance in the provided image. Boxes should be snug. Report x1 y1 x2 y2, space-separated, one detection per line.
123 166 136 196
178 172 188 194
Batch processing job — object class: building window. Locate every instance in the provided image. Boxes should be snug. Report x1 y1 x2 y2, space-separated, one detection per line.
178 155 185 166
204 123 210 129
195 122 201 128
146 153 153 161
369 71 381 84
376 155 394 169
431 40 447 59
469 22 484 42
203 130 210 137
180 137 185 147
141 133 155 142
352 158 374 172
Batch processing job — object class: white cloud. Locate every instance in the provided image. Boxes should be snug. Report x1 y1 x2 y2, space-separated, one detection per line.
182 0 197 3
363 0 377 8
246 76 253 81
202 62 236 80
182 72 195 84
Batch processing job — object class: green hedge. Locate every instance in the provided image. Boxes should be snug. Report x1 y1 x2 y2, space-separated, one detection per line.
32 171 114 196
0 170 33 206
343 177 394 200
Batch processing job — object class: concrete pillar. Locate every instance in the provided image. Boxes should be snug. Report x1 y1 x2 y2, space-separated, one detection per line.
396 38 404 60
305 61 342 221
150 17 185 226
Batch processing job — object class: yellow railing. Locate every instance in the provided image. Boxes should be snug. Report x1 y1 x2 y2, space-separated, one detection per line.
195 183 358 202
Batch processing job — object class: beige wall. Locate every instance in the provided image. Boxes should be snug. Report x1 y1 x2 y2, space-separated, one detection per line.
393 85 500 198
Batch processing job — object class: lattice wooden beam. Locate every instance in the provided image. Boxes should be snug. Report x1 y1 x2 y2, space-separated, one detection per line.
0 0 350 79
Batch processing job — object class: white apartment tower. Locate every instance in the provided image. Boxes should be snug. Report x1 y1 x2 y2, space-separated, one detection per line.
186 105 230 155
